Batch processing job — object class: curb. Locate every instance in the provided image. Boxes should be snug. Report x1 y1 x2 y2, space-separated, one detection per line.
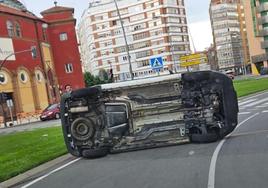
0 154 76 188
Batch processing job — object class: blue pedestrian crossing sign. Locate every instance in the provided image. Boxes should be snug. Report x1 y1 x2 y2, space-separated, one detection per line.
150 56 163 70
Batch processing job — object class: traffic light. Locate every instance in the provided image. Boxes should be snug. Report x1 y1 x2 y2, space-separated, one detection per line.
31 46 37 59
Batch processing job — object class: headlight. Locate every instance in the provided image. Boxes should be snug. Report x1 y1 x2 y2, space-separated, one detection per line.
47 111 53 115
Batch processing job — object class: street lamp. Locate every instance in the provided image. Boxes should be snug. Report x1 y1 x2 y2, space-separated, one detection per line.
153 16 177 73
0 47 36 70
113 0 134 80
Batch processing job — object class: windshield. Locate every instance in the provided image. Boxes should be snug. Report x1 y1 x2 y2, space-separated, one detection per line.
45 104 58 111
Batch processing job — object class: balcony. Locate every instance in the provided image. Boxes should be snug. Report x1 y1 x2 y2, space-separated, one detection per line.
257 2 268 12
258 15 268 25
259 29 268 37
261 40 268 49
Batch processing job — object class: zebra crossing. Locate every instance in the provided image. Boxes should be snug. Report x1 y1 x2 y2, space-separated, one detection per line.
238 92 268 114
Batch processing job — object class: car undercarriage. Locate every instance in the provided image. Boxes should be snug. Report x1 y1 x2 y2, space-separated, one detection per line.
60 71 238 158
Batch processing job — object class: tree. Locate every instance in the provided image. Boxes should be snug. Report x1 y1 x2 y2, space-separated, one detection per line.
84 72 111 87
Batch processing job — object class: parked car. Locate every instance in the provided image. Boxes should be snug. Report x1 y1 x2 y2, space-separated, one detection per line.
225 70 235 80
60 71 238 158
260 67 268 75
40 103 60 121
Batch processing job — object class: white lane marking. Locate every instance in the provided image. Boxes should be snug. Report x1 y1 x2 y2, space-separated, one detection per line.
21 158 81 188
238 91 268 103
238 99 257 106
262 110 268 113
238 112 251 115
243 98 268 107
188 150 195 156
256 105 268 108
207 113 259 188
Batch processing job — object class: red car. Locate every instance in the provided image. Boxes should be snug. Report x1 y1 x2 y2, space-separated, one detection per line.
40 103 60 121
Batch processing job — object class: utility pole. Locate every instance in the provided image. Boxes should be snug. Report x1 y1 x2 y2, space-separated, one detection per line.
113 0 134 80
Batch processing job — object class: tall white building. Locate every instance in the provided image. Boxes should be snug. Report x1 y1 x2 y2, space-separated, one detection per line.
210 0 247 73
78 0 191 81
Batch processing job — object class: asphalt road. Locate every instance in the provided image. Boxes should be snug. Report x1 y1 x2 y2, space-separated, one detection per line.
18 92 268 188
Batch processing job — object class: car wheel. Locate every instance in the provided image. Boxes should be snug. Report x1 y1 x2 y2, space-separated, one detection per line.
81 147 109 159
189 128 219 143
55 113 60 119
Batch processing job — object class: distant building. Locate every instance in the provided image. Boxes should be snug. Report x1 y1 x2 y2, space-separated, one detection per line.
206 44 218 70
0 0 84 120
78 0 191 81
210 0 250 74
242 0 268 74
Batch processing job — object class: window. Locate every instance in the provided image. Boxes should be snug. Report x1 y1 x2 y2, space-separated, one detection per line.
0 72 7 85
6 20 14 37
19 71 28 83
15 22 22 37
35 71 43 82
59 33 68 41
65 63 73 73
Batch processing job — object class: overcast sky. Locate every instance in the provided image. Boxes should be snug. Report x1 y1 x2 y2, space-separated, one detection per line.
22 0 212 51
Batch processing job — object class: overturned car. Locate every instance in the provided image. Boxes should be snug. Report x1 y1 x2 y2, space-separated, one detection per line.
60 71 238 158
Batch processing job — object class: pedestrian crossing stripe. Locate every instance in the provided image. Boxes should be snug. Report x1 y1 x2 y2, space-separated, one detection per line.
152 58 161 67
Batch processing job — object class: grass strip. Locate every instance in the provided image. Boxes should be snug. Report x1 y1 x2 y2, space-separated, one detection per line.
234 77 268 97
0 126 67 182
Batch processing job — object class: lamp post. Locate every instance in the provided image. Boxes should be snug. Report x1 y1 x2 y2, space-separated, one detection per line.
0 48 35 70
153 16 177 73
113 0 134 80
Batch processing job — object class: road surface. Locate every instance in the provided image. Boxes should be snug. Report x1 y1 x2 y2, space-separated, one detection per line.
17 92 268 188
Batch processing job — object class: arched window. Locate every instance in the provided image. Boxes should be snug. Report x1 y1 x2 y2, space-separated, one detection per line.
15 22 22 37
6 20 14 37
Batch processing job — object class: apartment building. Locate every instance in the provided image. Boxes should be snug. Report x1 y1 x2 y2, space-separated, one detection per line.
242 0 268 74
210 0 249 74
78 0 191 81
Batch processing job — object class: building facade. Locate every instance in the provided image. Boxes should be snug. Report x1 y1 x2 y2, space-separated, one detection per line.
0 0 84 122
78 0 191 81
243 0 268 74
210 0 249 74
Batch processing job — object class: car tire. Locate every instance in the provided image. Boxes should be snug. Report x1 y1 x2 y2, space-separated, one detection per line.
55 113 60 119
82 147 109 159
190 128 219 143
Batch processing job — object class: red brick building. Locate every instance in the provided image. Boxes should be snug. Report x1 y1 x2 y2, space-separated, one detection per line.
0 0 84 117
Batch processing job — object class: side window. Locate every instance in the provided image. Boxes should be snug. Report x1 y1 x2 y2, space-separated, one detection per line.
6 20 14 37
59 32 68 41
65 63 73 73
15 22 22 37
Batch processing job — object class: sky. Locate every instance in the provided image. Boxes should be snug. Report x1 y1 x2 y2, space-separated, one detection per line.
22 0 212 51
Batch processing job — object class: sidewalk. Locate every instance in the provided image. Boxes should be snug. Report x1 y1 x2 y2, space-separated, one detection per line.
0 119 61 135
0 115 41 129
